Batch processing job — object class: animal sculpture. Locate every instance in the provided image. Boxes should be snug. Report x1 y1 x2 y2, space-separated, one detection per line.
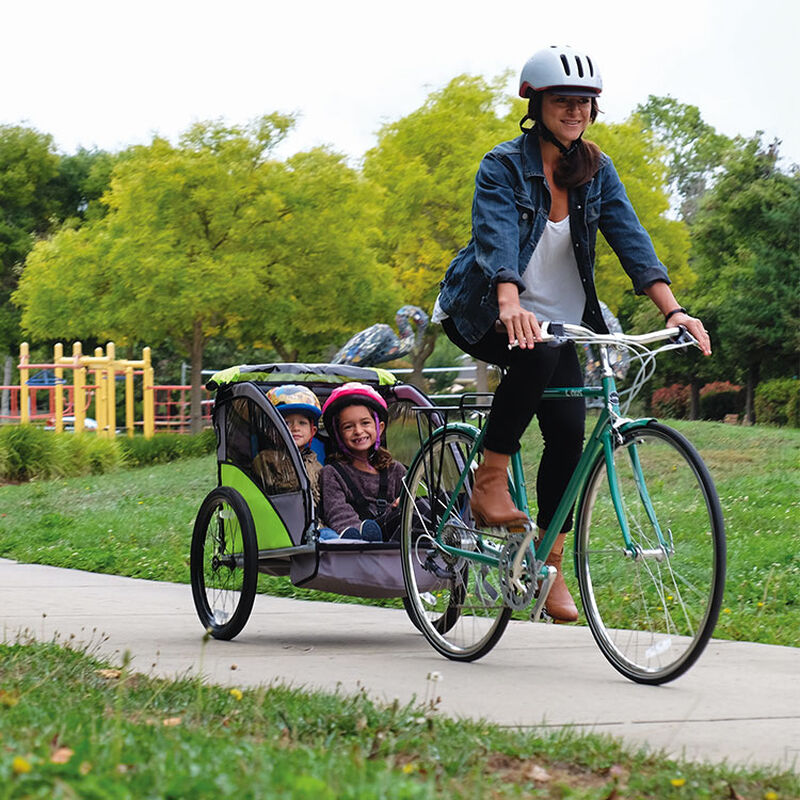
332 305 429 367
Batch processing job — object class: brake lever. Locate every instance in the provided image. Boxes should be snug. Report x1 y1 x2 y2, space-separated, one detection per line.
670 324 697 350
546 321 568 348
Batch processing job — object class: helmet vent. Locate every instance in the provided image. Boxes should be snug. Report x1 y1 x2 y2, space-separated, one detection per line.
575 56 585 78
559 54 571 76
586 56 595 77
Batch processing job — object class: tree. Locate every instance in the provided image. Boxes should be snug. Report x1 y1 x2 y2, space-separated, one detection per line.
689 137 800 421
49 147 117 223
636 96 733 222
15 116 399 431
363 74 520 385
0 125 61 356
588 119 693 320
245 147 399 362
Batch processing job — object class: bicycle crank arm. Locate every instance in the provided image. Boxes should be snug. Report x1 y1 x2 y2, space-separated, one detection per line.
529 565 557 622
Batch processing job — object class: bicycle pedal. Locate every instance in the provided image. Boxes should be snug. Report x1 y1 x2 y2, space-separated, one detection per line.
505 521 533 534
482 520 533 537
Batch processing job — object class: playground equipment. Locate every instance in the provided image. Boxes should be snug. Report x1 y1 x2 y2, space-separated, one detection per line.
16 342 154 438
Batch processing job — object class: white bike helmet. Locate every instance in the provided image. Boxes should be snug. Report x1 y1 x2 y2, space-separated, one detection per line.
519 45 602 98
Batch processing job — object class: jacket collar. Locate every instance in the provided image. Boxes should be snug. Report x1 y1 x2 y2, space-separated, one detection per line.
521 132 545 179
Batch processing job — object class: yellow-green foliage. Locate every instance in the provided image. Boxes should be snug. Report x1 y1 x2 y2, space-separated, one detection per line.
0 426 124 482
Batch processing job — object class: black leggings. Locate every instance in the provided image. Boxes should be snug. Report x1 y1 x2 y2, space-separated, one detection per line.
443 318 585 532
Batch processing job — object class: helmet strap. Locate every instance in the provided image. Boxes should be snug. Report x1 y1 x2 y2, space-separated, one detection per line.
536 121 583 157
372 411 381 452
522 95 583 158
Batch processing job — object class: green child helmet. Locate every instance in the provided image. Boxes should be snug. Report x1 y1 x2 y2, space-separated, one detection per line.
266 385 322 422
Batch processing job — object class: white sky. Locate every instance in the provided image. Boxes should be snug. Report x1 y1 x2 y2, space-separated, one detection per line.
1 0 799 171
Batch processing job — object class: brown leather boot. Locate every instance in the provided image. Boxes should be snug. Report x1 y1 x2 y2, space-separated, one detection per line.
470 462 530 528
543 534 578 623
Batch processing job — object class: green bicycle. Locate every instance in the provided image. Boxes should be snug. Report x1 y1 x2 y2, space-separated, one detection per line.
399 322 726 685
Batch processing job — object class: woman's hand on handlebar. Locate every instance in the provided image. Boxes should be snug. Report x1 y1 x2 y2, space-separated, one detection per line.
497 283 541 349
674 313 712 356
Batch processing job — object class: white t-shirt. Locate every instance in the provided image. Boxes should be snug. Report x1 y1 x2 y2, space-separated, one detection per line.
519 215 585 325
433 215 585 327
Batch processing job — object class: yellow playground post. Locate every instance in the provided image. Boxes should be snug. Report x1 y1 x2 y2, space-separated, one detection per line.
17 342 156 438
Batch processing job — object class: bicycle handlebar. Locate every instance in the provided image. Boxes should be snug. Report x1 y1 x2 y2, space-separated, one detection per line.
537 321 690 347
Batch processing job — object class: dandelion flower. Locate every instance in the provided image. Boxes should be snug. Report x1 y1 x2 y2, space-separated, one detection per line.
229 688 243 701
670 777 686 787
12 756 32 774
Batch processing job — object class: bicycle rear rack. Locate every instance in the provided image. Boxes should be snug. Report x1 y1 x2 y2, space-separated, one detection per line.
411 392 493 450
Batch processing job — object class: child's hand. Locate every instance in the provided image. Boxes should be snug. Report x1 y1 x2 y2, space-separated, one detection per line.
391 498 400 508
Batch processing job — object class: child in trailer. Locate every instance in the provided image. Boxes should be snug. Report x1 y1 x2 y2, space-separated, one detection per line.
319 383 406 542
253 385 323 504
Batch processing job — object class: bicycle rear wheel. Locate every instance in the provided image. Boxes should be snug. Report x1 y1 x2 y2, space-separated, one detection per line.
575 422 725 684
190 487 259 640
400 428 511 661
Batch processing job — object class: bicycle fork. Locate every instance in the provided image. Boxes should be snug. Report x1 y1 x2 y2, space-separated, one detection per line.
606 430 674 560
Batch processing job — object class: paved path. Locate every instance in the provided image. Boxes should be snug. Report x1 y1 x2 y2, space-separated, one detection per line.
2 558 798 771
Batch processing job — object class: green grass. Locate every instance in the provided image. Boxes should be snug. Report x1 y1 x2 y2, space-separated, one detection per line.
1 421 799 645
1 640 797 799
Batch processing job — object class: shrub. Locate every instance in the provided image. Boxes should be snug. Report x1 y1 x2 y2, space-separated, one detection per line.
50 433 92 477
755 378 800 427
699 381 744 421
650 383 690 419
0 426 212 483
86 436 126 474
0 424 54 481
117 429 216 467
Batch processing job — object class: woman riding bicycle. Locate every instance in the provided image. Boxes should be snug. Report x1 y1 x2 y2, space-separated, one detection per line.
433 45 711 623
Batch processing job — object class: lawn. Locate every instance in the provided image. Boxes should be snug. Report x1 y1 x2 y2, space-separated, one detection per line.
1 639 796 799
1 420 798 646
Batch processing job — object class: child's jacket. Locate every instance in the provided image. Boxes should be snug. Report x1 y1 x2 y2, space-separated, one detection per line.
253 445 322 506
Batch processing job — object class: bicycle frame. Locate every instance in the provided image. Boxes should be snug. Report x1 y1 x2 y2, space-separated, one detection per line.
425 345 664 573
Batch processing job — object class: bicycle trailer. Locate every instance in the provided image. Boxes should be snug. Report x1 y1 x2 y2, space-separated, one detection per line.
190 361 444 640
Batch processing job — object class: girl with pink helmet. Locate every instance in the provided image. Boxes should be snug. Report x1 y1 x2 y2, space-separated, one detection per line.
319 383 406 542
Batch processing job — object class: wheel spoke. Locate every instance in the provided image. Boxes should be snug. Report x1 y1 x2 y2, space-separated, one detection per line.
190 488 259 641
575 423 725 684
400 429 511 661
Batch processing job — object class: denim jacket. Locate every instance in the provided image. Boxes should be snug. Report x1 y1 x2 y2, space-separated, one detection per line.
438 133 670 343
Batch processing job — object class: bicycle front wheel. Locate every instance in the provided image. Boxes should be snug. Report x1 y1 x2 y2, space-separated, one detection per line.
400 428 511 662
575 422 725 684
190 487 259 640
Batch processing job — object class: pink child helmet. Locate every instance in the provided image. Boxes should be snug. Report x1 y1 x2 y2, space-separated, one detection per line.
321 382 388 454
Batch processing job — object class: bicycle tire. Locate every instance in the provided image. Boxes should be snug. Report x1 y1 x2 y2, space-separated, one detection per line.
190 487 259 640
400 427 511 661
575 422 725 684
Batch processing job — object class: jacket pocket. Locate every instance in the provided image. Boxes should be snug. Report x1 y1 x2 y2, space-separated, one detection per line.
585 193 601 224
